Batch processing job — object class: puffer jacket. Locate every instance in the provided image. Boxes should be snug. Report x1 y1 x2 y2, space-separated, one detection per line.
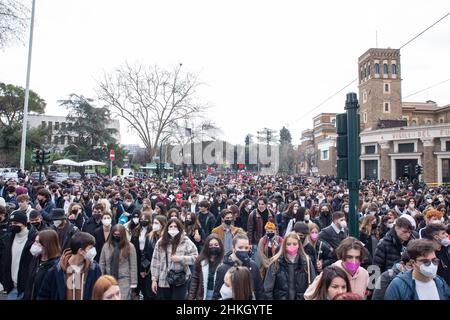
264 254 316 300
384 269 450 300
373 228 417 273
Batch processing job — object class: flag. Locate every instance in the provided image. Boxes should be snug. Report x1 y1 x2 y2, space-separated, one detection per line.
181 181 186 192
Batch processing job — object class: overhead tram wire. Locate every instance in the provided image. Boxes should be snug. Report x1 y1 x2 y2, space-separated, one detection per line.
286 12 450 129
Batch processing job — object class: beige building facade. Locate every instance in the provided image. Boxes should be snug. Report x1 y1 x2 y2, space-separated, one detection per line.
299 47 450 184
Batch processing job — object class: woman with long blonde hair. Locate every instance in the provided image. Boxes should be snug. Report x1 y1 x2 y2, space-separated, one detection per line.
263 232 316 300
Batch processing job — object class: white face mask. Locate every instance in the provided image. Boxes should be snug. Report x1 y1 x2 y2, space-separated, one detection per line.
419 261 438 278
168 229 179 238
387 222 394 229
427 199 433 204
304 214 310 222
102 218 112 227
220 284 233 300
300 197 305 201
339 220 347 229
247 205 252 210
30 243 43 257
53 220 62 228
409 203 415 209
438 237 450 247
84 247 97 262
64 196 70 201
152 223 161 232
132 218 140 224
344 208 349 213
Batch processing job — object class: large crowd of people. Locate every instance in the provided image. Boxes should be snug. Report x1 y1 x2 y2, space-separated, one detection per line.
0 171 449 300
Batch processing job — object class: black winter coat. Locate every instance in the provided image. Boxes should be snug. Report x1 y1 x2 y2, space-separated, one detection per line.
53 222 79 251
83 216 103 236
1 227 38 294
318 225 347 250
313 212 332 230
263 254 316 300
93 226 110 262
212 251 264 300
373 228 417 273
23 257 59 300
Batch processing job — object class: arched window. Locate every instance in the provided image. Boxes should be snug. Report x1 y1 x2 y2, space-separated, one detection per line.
367 65 371 76
374 63 380 74
411 120 417 127
392 64 397 74
383 63 388 74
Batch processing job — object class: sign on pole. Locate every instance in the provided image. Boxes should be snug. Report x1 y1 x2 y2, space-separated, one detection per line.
109 150 115 161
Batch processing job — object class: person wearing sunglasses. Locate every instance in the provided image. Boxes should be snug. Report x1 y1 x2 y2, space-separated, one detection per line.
385 239 450 300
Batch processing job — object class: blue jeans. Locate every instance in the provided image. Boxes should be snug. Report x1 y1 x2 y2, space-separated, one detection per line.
205 289 214 300
7 288 23 300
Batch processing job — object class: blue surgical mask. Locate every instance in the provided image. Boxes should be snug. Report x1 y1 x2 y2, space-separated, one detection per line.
235 250 249 262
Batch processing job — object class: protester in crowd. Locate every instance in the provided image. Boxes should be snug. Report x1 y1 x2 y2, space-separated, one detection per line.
237 199 253 231
318 211 348 250
28 210 50 232
420 223 450 285
92 275 121 300
385 239 450 300
0 211 37 299
151 217 198 300
67 202 89 231
38 232 102 300
373 217 417 272
23 229 61 299
212 209 244 254
264 232 316 300
130 209 152 299
140 215 167 300
305 237 370 299
184 211 205 254
313 204 333 230
213 233 264 300
99 224 137 299
247 196 272 266
50 208 79 251
219 266 253 300
305 265 351 300
372 251 413 300
35 189 55 223
257 221 282 279
83 203 105 236
189 234 225 300
304 222 335 272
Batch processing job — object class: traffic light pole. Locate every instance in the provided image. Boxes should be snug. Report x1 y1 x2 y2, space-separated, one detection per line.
345 93 360 238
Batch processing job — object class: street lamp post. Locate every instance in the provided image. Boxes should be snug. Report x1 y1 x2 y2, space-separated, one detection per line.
20 0 37 171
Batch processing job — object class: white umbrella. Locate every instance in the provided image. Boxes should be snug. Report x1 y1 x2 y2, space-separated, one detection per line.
79 160 106 166
53 159 81 166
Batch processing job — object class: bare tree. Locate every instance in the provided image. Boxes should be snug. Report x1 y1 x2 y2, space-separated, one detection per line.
0 0 29 48
97 63 206 159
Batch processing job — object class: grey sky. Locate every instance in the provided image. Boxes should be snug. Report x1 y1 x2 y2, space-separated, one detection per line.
1 0 449 147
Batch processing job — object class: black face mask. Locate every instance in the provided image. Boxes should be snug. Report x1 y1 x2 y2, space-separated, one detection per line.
185 220 194 226
140 220 149 227
9 225 22 234
209 247 222 257
71 209 79 215
94 196 100 201
224 220 233 226
267 232 275 239
112 235 121 243
31 222 41 229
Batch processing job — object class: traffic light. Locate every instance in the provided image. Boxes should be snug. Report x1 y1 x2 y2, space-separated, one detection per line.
33 148 42 164
403 165 410 176
42 149 51 164
415 164 424 175
336 113 348 181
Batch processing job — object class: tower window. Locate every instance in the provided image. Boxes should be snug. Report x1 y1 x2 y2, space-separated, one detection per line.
383 63 388 74
374 63 380 74
363 112 368 123
360 69 363 80
55 122 60 130
411 120 417 127
321 150 329 161
392 64 397 74
384 83 390 93
54 136 59 145
384 102 390 113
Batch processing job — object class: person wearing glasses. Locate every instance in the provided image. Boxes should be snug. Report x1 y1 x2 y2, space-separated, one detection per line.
385 239 450 300
304 237 370 299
